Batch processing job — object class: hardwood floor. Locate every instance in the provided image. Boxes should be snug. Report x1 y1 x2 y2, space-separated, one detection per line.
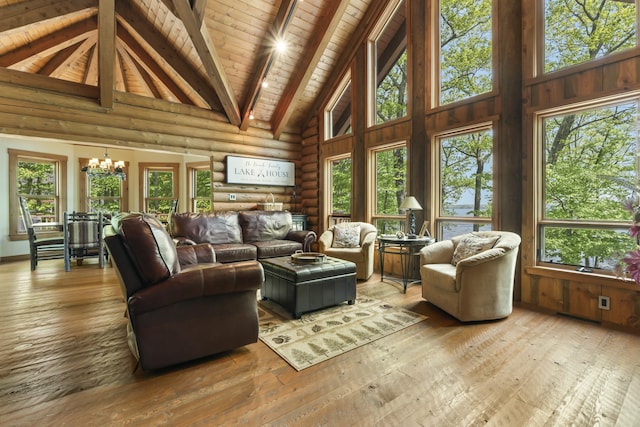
1 258 639 426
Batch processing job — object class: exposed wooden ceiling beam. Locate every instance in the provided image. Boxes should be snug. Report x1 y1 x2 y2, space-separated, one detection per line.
171 0 241 126
98 0 115 109
0 0 95 32
83 45 98 85
115 2 220 111
40 34 97 79
0 19 97 68
116 45 156 98
239 0 298 131
116 24 200 106
192 0 208 26
271 0 350 139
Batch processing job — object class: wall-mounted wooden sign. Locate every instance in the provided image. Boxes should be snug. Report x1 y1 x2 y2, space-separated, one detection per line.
226 156 295 186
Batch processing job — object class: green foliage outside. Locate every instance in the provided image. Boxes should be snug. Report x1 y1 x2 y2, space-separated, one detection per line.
89 175 122 213
331 158 351 214
440 0 492 104
194 169 212 212
540 0 637 269
544 0 636 73
18 160 57 222
147 170 175 213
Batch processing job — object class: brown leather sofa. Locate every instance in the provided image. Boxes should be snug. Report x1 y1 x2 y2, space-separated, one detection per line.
170 210 317 263
104 212 264 371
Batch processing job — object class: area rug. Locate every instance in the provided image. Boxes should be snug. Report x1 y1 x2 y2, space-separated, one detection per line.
258 296 428 371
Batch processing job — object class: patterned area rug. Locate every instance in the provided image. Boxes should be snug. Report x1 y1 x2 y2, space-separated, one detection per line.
258 296 428 371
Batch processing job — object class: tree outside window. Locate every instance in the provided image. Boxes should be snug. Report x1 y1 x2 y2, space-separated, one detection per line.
540 101 638 270
140 163 179 224
189 165 212 212
328 156 352 224
9 149 67 240
17 160 58 227
544 0 636 74
437 128 493 239
373 145 407 234
372 0 408 125
439 0 492 105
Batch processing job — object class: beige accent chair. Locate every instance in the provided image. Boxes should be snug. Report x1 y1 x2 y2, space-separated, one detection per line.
318 222 377 280
419 231 521 322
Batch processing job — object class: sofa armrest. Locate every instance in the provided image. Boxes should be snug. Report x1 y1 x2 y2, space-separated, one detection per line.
173 237 197 246
286 229 317 252
128 260 264 315
420 240 455 265
176 243 217 266
318 230 334 252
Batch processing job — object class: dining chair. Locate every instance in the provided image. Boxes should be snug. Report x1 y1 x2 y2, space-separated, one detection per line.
17 195 65 271
63 211 105 271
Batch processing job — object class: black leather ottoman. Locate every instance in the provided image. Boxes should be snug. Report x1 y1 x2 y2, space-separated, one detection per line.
260 256 357 319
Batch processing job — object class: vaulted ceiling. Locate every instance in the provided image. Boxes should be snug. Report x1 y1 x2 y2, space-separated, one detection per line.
0 0 377 138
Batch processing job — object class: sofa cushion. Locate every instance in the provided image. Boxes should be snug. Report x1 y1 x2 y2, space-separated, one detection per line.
171 212 243 245
252 240 302 259
332 223 361 248
451 234 500 266
210 243 257 263
239 211 292 242
112 213 180 287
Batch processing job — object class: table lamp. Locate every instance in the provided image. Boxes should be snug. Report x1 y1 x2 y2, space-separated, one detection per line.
399 196 422 238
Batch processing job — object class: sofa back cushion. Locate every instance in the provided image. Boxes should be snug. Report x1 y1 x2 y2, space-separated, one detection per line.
171 211 242 244
112 213 180 287
239 211 292 243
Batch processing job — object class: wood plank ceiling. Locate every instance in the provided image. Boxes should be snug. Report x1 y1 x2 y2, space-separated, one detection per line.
0 0 375 137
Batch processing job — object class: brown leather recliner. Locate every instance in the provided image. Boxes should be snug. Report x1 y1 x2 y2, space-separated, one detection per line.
104 212 264 371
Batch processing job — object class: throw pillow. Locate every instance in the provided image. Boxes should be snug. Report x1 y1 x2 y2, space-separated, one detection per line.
451 234 500 266
332 223 361 248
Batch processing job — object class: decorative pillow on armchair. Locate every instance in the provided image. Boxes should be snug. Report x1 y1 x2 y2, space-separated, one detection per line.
332 223 361 248
451 234 500 266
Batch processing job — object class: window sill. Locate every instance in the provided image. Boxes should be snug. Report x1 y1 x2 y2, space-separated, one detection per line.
526 265 639 290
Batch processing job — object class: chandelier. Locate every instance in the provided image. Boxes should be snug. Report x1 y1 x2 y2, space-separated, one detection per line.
81 148 126 180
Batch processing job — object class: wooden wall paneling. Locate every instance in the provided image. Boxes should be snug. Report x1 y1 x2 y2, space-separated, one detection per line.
563 68 603 100
565 281 601 321
534 275 564 313
601 286 640 329
602 57 638 92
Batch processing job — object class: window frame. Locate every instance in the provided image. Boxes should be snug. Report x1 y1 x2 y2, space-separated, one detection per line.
433 124 494 241
78 157 129 213
367 0 409 128
324 72 353 141
9 149 68 241
534 93 640 274
370 141 408 235
139 162 180 216
536 0 639 77
187 160 213 212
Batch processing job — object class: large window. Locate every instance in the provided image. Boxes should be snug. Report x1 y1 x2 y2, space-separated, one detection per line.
324 74 352 140
539 99 638 271
327 155 352 224
370 0 408 125
372 143 407 234
139 163 179 222
436 127 493 239
439 0 492 105
9 149 67 239
79 158 128 214
543 0 637 74
188 162 212 212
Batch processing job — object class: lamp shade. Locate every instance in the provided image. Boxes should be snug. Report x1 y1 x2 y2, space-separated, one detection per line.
399 196 422 210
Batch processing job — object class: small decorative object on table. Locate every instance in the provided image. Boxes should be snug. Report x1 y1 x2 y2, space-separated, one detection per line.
291 251 326 264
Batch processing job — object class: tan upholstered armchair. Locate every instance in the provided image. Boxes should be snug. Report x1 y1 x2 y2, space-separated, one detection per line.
419 231 521 322
318 222 377 280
